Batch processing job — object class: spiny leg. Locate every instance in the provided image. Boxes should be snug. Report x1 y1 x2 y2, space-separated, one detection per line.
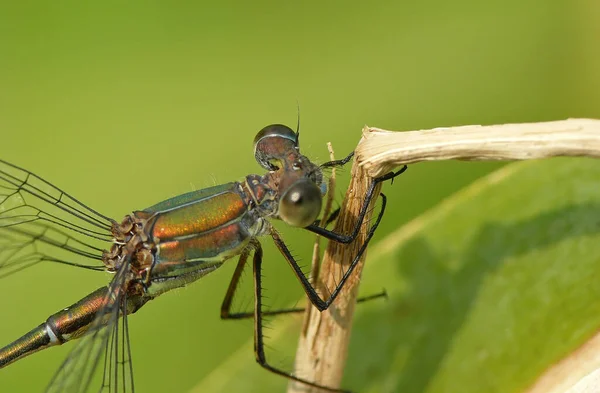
220 247 386 320
250 239 351 393
220 248 250 320
273 189 391 311
304 166 407 243
275 166 406 311
220 248 307 320
320 151 355 168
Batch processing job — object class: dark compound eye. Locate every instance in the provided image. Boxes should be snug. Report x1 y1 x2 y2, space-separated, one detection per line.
279 178 322 227
253 124 298 171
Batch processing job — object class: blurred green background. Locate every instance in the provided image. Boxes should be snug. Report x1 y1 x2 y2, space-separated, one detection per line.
0 1 598 393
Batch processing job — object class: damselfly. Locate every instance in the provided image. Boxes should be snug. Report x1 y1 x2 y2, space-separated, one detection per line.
0 124 406 392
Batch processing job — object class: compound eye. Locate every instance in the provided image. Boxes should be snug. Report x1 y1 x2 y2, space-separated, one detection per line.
253 124 298 170
279 179 322 227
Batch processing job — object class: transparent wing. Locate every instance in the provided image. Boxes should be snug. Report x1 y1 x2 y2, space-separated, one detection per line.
102 302 135 393
0 160 114 233
45 261 136 393
0 160 137 392
0 224 107 277
0 160 113 277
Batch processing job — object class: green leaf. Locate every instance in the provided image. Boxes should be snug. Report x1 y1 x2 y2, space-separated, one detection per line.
191 157 600 393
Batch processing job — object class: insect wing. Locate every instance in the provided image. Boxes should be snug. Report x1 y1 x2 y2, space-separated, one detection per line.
0 160 112 277
45 261 134 393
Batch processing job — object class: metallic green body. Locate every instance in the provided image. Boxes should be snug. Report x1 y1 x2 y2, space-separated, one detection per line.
0 181 267 366
0 124 330 390
139 181 264 297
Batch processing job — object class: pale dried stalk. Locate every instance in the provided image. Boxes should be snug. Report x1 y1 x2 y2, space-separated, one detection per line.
288 150 379 393
357 118 600 177
288 118 600 392
307 143 337 288
302 143 337 335
526 328 600 393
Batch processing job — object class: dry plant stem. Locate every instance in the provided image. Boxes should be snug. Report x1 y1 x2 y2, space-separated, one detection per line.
356 118 600 177
526 328 600 393
303 143 337 334
288 153 380 393
307 143 337 287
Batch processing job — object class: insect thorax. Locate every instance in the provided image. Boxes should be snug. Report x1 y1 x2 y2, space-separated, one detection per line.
102 213 156 279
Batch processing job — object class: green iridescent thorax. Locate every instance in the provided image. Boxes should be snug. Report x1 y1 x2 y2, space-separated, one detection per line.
136 182 263 297
144 183 239 213
144 183 248 240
